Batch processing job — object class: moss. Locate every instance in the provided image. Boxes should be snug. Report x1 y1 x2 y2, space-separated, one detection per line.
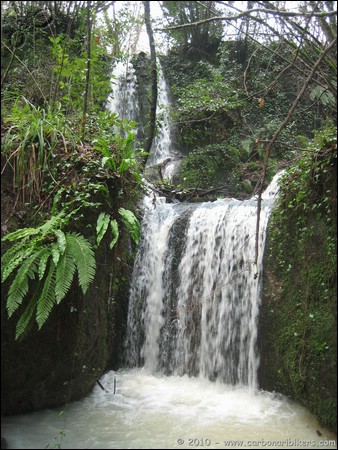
259 134 337 432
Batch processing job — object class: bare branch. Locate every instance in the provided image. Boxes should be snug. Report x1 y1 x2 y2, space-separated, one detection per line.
253 36 337 273
155 8 337 32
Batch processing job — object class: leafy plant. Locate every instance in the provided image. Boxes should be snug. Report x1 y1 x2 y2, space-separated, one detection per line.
2 97 77 203
179 143 241 190
96 212 119 249
91 111 145 183
1 211 96 339
96 209 140 248
49 33 112 114
118 208 140 245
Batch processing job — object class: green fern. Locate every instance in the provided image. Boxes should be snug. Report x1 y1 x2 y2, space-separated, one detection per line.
66 233 96 295
6 249 45 317
55 249 76 304
15 293 39 340
1 219 96 339
36 263 57 330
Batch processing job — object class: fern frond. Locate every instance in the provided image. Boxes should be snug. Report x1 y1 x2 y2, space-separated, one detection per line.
15 293 38 340
6 249 43 317
55 247 76 304
55 229 66 254
1 237 40 282
36 262 56 330
38 246 51 280
1 227 39 242
51 242 61 265
39 211 66 236
66 233 96 295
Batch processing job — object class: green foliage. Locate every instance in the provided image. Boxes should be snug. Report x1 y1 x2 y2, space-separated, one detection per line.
179 143 241 190
49 33 112 113
171 66 243 145
309 86 336 108
2 97 77 203
96 212 119 249
1 212 96 340
265 123 337 430
91 111 145 184
270 123 337 271
118 208 140 245
96 207 140 250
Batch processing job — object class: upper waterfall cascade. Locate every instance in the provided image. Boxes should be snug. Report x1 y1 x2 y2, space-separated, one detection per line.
107 58 180 181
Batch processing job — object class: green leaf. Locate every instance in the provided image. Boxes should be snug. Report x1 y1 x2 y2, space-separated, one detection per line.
1 237 40 282
96 212 110 246
55 229 66 254
1 227 39 242
118 208 140 245
6 251 41 317
39 211 66 236
51 243 61 265
110 219 119 250
38 247 51 280
15 294 38 340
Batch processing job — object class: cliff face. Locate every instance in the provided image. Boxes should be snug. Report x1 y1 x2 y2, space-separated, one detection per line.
258 144 337 432
1 159 135 415
1 228 133 415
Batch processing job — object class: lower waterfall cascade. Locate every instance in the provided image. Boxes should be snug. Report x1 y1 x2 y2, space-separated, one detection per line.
1 173 337 449
124 176 281 391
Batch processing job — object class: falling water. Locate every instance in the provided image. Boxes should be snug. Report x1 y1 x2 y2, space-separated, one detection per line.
125 174 281 392
106 59 140 137
106 59 179 181
2 173 336 449
145 64 179 181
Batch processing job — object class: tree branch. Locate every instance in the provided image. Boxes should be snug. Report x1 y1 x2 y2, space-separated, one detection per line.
253 36 337 272
155 8 337 32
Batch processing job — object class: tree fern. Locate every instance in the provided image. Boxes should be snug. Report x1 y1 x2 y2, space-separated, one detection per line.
66 233 96 295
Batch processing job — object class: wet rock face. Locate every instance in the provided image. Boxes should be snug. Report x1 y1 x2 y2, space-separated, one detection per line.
258 214 337 433
1 194 132 416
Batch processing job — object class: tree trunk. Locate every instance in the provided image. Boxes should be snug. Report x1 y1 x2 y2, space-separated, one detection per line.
143 1 158 161
81 1 92 138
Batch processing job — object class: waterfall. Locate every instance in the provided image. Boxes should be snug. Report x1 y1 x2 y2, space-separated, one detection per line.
145 64 179 181
106 57 180 181
106 60 141 137
125 174 283 391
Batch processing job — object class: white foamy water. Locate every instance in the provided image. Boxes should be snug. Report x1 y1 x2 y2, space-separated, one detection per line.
125 173 285 390
107 60 139 123
2 369 336 449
